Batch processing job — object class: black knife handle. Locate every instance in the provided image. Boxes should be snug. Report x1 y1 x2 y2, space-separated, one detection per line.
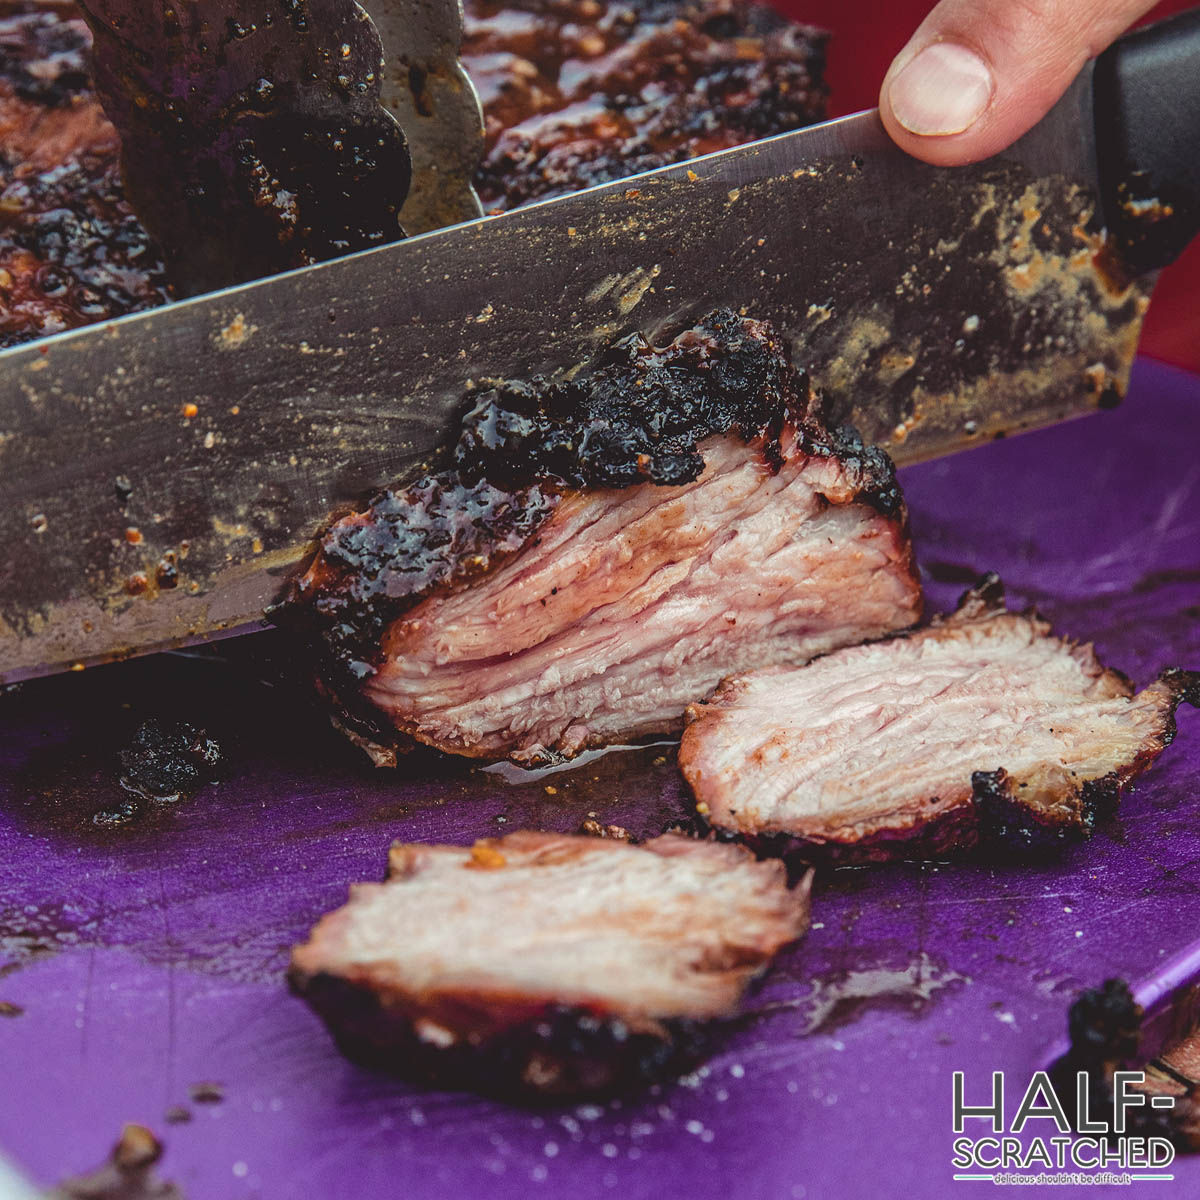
1094 6 1200 275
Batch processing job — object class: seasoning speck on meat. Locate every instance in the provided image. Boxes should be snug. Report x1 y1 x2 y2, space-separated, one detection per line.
284 309 921 765
681 575 1198 859
290 831 810 1097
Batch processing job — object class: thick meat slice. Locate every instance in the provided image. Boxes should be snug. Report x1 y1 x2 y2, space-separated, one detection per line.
289 831 810 1097
681 576 1198 857
287 310 921 764
462 0 829 210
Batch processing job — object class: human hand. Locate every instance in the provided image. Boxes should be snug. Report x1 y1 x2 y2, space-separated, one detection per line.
880 0 1159 164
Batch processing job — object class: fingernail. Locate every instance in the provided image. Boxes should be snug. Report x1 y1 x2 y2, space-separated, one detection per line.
888 42 994 136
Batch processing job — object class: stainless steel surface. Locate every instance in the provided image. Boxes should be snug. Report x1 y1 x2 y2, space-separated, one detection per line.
0 69 1152 683
367 0 485 232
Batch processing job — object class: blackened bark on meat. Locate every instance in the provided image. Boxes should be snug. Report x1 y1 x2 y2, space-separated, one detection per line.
0 9 90 104
290 832 809 1098
970 767 1122 853
75 0 411 295
294 972 712 1101
284 310 807 677
283 308 901 702
462 0 829 210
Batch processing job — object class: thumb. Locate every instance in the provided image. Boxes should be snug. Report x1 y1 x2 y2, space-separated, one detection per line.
880 0 1158 165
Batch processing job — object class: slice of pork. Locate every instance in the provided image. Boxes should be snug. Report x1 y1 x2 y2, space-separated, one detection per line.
286 310 922 765
290 831 810 1097
680 576 1198 858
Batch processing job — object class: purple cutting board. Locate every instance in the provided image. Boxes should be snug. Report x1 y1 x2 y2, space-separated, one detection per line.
1 358 1198 1199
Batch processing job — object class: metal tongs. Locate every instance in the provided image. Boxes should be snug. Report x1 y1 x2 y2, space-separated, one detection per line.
74 0 485 293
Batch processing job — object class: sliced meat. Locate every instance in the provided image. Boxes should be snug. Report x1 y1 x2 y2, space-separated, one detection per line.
681 575 1198 858
289 830 809 1097
462 0 829 210
285 310 922 765
0 9 169 346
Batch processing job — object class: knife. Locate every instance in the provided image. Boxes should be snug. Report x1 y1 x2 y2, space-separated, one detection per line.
1 10 1197 685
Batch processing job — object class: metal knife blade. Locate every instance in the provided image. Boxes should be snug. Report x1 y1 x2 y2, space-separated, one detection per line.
0 65 1151 684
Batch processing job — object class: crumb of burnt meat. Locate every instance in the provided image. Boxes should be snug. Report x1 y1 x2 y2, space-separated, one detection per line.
0 1000 23 1017
118 720 222 804
284 309 901 706
48 1123 184 1200
187 1081 224 1104
163 1106 191 1126
463 0 829 210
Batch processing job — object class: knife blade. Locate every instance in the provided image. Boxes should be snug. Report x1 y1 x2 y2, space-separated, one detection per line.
0 18 1194 685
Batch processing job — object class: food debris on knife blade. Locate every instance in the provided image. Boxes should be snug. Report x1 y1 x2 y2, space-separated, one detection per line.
289 831 810 1098
283 309 921 765
681 575 1198 860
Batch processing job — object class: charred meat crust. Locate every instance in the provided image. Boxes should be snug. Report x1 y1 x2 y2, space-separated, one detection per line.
463 0 829 211
683 576 1198 863
283 309 906 701
290 972 713 1101
289 832 810 1097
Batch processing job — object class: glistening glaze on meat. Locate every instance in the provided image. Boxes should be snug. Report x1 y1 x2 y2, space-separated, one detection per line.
462 0 829 210
289 830 810 1098
681 576 1199 859
0 9 169 346
286 310 922 764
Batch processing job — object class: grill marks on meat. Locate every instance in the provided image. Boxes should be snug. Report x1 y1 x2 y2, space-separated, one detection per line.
0 10 168 346
681 577 1198 859
288 311 921 764
462 0 829 210
289 831 810 1097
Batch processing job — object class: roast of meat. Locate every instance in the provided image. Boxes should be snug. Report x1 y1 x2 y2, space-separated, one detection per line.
462 0 828 210
681 575 1199 857
286 310 922 765
289 830 810 1097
